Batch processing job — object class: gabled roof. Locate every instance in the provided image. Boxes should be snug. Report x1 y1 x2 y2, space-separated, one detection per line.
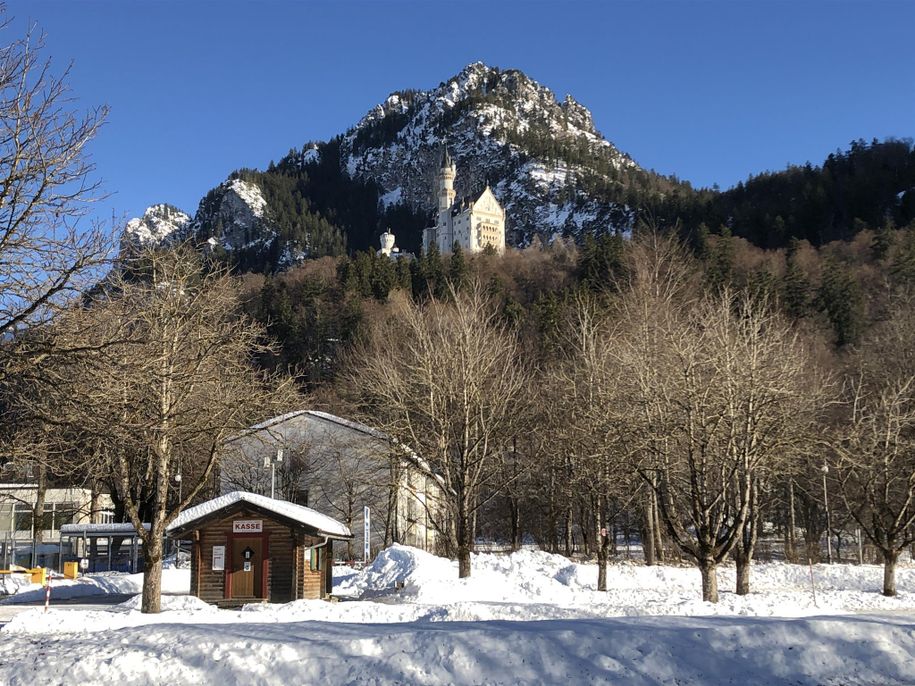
166 491 352 539
450 186 502 216
226 409 446 491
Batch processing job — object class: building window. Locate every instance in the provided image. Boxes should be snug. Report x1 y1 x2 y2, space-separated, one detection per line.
13 504 32 532
41 503 79 532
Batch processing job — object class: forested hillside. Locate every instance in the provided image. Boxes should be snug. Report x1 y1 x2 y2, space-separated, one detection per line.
676 138 915 249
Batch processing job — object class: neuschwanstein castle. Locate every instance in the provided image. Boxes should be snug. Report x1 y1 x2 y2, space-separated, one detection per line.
422 149 506 255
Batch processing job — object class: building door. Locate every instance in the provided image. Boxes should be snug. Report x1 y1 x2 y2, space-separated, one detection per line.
231 539 262 599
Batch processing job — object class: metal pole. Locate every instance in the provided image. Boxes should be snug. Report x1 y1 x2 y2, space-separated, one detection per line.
822 463 832 564
857 528 864 564
271 463 276 500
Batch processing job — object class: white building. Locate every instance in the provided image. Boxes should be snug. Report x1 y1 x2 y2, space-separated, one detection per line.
377 228 411 260
219 410 446 559
0 483 114 568
422 148 506 255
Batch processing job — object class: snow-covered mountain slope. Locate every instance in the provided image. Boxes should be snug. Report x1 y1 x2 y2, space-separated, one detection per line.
337 62 642 243
190 177 275 252
122 204 192 250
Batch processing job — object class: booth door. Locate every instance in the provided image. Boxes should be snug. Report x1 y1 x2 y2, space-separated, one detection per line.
231 539 262 599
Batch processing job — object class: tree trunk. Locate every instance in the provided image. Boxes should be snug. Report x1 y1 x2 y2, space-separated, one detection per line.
734 479 758 596
30 462 48 567
786 480 797 562
735 550 751 596
564 507 574 557
509 498 521 552
579 506 591 557
90 481 102 524
699 558 719 603
652 503 664 562
594 505 609 591
650 476 664 562
458 544 471 578
457 510 473 578
141 532 164 613
643 497 656 566
882 549 898 597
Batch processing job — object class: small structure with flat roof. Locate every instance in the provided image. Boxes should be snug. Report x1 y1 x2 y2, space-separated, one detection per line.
59 522 150 574
166 491 352 606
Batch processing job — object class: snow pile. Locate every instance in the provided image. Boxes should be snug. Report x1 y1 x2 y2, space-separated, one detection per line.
333 544 915 621
0 572 31 597
0 569 190 605
116 594 212 613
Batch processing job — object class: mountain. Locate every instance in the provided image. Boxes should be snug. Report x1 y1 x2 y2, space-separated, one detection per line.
123 63 915 273
333 62 662 244
124 62 681 270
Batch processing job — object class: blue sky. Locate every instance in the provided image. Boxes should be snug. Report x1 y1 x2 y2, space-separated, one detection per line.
7 0 914 228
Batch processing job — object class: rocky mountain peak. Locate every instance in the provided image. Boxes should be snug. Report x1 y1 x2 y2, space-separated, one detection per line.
122 203 192 250
340 62 639 245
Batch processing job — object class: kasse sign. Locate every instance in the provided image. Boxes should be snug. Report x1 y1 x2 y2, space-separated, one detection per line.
233 520 263 533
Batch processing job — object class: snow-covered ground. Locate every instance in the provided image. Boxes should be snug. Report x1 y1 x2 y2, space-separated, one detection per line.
1 545 914 685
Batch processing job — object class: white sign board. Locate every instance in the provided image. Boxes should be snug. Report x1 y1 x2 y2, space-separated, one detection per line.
212 545 225 571
233 520 263 534
363 506 370 562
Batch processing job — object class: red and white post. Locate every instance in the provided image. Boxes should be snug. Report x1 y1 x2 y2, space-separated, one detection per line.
44 577 51 613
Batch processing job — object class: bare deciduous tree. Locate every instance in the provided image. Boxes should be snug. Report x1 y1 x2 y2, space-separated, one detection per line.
834 295 915 596
20 247 298 612
346 283 529 578
0 14 111 362
615 233 822 602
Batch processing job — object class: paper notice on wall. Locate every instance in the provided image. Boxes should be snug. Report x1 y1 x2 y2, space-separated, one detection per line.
212 545 225 571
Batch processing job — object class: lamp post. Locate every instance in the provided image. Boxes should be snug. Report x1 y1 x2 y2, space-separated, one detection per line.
173 469 182 565
264 448 283 499
821 461 833 564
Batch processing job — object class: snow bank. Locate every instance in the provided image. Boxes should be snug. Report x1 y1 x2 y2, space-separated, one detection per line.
2 614 914 685
0 569 190 604
0 573 31 597
116 594 212 613
334 544 915 620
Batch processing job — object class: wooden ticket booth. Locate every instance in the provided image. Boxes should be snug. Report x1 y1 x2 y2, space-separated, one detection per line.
166 491 352 606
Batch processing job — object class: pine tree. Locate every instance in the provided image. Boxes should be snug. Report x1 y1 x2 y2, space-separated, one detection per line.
782 239 812 320
705 226 734 292
889 227 915 286
449 243 469 292
872 218 895 262
818 257 863 346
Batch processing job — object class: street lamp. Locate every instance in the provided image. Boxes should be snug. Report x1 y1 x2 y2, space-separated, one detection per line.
173 469 183 564
264 448 283 499
821 462 832 564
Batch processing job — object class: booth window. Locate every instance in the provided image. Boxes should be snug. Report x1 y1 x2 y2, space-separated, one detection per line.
309 546 324 572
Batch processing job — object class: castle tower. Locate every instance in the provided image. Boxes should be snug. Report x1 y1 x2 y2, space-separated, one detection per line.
378 228 396 257
437 147 456 215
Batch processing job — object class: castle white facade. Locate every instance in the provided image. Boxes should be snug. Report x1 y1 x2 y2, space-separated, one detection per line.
422 149 506 255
